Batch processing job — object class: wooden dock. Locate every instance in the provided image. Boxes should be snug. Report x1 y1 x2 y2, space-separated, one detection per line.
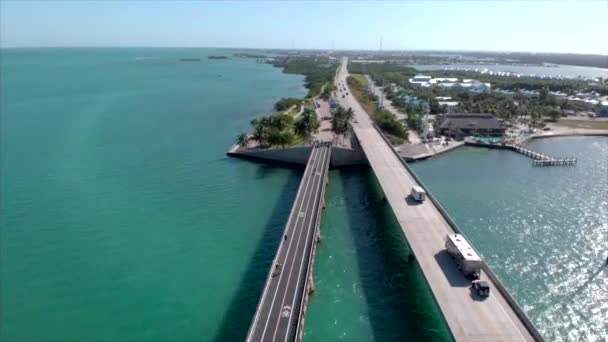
464 139 577 167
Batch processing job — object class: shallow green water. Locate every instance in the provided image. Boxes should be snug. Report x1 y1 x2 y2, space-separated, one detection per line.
1 48 310 341
4 48 603 342
1 48 450 341
304 169 451 341
410 138 608 341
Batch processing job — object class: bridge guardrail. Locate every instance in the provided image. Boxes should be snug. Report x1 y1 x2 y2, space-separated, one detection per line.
371 124 544 342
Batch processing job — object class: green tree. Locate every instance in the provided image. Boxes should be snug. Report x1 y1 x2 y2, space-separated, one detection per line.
548 108 561 122
275 97 302 111
344 107 354 122
236 133 249 148
270 113 294 131
294 109 319 143
252 123 267 146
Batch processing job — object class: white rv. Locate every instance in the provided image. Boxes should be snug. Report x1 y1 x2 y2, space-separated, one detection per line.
445 234 482 279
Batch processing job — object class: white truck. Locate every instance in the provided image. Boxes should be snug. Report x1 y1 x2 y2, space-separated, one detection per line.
410 186 426 202
445 233 482 279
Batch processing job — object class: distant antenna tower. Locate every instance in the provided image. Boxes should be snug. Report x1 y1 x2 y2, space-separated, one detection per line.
379 37 383 52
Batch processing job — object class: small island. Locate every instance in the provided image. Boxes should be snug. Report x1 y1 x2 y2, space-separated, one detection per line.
208 55 230 60
178 58 201 62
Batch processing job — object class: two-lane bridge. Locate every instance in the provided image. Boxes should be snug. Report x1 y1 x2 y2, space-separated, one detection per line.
247 142 331 342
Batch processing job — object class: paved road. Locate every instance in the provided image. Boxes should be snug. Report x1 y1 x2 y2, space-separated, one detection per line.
336 58 537 341
247 143 332 342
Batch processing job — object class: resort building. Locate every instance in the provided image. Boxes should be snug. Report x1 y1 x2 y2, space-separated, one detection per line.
409 75 433 86
409 75 491 93
437 113 505 139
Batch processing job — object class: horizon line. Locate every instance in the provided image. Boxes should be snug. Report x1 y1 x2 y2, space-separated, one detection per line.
1 45 607 57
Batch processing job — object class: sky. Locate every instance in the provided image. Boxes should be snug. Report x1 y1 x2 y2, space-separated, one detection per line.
1 1 607 55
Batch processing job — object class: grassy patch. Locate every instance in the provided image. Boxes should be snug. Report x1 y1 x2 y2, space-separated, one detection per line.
347 75 377 115
557 119 608 130
347 75 408 142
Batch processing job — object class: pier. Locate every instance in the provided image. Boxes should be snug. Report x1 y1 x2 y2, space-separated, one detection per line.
465 139 577 167
247 142 331 342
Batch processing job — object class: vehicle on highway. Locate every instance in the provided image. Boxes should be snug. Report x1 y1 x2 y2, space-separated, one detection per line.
410 186 426 202
272 263 281 277
471 280 490 297
445 234 482 279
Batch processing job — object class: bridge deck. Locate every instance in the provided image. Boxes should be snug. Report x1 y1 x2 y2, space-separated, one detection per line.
247 143 332 342
337 59 537 341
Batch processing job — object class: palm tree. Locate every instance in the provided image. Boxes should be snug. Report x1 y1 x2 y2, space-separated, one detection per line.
294 119 311 143
294 109 320 145
345 108 354 122
252 124 266 147
270 114 293 131
236 133 249 149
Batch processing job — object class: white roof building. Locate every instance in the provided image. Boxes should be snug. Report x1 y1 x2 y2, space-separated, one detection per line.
409 75 433 86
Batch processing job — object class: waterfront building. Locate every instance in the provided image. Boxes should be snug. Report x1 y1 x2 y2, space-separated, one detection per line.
409 75 433 86
437 113 505 139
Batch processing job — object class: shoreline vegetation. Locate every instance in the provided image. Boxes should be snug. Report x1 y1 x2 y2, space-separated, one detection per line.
235 56 338 149
344 51 608 69
269 56 338 98
350 62 608 130
208 55 230 60
346 74 409 145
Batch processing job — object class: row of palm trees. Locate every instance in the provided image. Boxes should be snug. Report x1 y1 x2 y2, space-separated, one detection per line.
236 109 320 149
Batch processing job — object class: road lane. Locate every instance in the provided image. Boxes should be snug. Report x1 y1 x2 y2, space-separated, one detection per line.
247 143 332 342
274 145 330 341
248 146 320 341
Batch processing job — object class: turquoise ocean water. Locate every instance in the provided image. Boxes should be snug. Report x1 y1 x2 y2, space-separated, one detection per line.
1 48 448 341
2 48 606 341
